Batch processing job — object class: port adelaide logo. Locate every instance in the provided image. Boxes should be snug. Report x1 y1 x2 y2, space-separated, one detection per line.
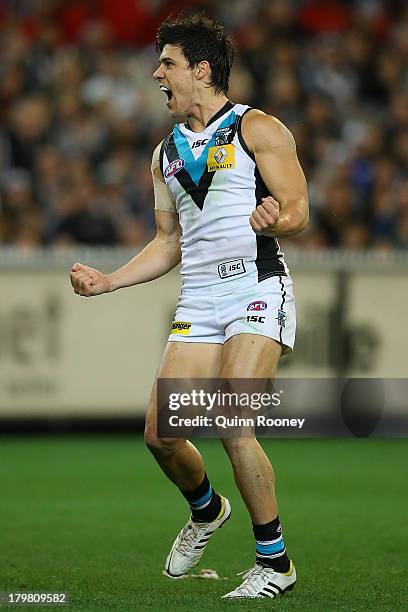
214 125 234 145
277 309 287 328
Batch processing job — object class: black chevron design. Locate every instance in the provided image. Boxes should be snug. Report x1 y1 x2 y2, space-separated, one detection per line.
163 117 238 211
163 133 216 211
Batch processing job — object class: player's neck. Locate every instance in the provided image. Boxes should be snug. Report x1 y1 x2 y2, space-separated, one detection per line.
185 94 229 132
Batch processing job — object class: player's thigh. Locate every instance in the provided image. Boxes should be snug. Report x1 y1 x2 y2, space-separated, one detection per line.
220 333 282 378
219 335 281 452
145 341 223 437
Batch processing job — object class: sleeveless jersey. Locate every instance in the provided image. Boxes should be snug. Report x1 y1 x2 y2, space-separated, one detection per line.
160 101 288 294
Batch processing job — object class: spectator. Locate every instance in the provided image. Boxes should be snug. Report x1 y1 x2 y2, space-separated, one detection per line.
0 0 407 250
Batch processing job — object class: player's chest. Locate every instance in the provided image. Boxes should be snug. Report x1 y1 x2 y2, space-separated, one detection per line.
164 141 237 179
164 140 252 208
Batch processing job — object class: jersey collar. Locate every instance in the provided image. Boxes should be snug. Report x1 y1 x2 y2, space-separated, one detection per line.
184 100 234 132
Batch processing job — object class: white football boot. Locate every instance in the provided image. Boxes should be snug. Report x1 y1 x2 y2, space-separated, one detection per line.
163 496 231 578
222 560 296 598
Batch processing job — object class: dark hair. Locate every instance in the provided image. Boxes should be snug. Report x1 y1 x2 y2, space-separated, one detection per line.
156 14 235 95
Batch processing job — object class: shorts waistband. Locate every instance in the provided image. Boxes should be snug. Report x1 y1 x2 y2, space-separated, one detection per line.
180 272 289 298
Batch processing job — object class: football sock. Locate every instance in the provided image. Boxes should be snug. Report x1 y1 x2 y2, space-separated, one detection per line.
181 473 222 523
253 516 291 573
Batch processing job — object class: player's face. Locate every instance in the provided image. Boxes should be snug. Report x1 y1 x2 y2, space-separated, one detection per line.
153 45 195 120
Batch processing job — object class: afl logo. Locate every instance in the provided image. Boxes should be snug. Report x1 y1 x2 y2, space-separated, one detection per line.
247 301 267 311
164 159 184 178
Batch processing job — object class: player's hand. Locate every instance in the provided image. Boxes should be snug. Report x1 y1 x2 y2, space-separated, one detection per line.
249 196 280 235
70 262 110 297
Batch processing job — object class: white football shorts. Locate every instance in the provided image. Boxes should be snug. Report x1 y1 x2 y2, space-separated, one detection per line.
168 275 296 354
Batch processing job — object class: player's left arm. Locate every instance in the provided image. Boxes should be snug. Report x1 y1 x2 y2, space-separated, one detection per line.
243 111 309 237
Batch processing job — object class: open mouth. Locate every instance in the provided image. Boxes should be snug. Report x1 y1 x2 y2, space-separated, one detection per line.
160 85 173 102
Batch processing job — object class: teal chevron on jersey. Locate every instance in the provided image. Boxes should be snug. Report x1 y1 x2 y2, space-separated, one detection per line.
173 112 237 186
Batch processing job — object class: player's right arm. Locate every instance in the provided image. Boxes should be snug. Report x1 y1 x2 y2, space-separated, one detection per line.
70 143 181 297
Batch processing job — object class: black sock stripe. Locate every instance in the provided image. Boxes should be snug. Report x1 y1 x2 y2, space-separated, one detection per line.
252 516 282 539
181 473 210 502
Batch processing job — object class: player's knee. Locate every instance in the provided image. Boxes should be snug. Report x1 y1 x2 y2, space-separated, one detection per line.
144 428 165 454
144 428 180 457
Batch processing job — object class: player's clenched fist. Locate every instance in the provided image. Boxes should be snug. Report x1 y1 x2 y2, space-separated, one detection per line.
249 196 280 235
70 262 110 297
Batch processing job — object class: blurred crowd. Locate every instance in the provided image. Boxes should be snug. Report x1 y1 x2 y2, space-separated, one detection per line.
1 0 408 250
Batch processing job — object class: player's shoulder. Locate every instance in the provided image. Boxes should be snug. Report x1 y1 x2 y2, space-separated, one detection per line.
242 109 292 137
241 109 295 152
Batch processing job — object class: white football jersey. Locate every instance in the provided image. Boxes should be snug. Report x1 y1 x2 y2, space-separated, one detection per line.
160 102 288 295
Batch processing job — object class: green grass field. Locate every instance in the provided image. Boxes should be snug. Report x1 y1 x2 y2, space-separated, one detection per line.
1 437 407 611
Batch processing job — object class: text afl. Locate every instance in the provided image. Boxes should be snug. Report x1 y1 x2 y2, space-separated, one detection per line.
164 159 185 178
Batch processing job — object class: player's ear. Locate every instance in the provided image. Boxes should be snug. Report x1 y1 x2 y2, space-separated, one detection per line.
194 60 210 82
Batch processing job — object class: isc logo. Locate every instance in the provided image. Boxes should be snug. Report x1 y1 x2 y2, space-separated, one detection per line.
164 159 184 178
247 315 265 323
218 258 245 279
192 139 208 149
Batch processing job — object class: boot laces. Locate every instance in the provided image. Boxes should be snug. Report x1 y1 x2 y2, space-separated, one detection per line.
232 565 269 596
175 520 208 555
